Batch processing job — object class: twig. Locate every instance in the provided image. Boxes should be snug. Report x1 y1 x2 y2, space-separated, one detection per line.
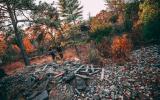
42 64 48 71
75 74 90 79
91 64 95 73
54 72 65 78
89 69 100 75
20 10 30 21
75 88 81 95
72 68 101 71
100 68 105 81
85 65 89 72
74 65 84 74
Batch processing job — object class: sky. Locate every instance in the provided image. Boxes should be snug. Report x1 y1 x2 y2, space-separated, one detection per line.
37 0 106 20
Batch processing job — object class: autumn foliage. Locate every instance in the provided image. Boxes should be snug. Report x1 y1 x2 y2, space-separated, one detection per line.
111 34 132 59
0 36 35 57
0 37 7 56
12 37 35 54
12 45 21 53
90 10 112 32
23 37 35 53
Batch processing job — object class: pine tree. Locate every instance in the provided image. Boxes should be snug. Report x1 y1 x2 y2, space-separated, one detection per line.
58 0 83 59
33 2 60 29
58 0 83 24
0 0 36 65
33 2 61 47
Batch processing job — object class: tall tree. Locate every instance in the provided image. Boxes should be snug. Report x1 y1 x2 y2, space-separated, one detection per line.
58 0 83 58
0 0 36 65
58 0 83 24
32 1 63 48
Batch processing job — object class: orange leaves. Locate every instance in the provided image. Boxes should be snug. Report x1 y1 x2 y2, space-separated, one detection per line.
12 45 20 53
23 37 35 53
111 34 132 59
90 10 112 32
11 38 35 54
0 38 7 56
61 23 71 33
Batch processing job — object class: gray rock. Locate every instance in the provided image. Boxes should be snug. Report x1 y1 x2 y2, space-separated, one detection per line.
76 77 87 91
62 72 75 83
92 95 101 100
32 90 48 100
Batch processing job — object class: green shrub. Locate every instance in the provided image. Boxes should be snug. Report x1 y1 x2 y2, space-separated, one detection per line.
139 0 160 42
1 47 18 64
124 19 133 32
142 16 160 42
90 27 112 43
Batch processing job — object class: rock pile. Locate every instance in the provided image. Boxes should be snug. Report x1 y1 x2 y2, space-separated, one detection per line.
0 45 160 100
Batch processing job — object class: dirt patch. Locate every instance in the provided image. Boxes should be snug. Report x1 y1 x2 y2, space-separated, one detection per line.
63 44 91 63
2 44 90 75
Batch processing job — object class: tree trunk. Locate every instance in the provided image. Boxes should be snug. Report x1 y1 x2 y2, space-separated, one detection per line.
73 21 80 59
6 2 30 66
73 34 80 58
15 30 30 65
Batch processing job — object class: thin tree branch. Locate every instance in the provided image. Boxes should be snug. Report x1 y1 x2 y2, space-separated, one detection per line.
17 19 34 23
0 5 7 10
0 18 10 22
0 15 10 18
0 24 12 29
20 10 31 21
11 4 18 22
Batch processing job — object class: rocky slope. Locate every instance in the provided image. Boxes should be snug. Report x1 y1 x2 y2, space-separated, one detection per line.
0 45 160 100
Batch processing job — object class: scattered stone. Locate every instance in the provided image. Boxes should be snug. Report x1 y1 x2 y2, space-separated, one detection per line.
92 94 101 100
0 45 160 100
75 77 87 91
32 90 48 100
62 72 75 83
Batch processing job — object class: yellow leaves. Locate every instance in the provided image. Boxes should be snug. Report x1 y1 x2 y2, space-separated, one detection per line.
90 10 112 32
139 1 158 24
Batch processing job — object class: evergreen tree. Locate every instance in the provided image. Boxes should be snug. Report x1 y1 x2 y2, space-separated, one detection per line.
32 1 61 46
58 0 83 58
0 0 36 65
58 0 83 24
33 2 60 29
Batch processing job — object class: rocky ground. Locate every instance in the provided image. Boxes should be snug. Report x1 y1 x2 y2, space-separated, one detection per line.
0 45 160 100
